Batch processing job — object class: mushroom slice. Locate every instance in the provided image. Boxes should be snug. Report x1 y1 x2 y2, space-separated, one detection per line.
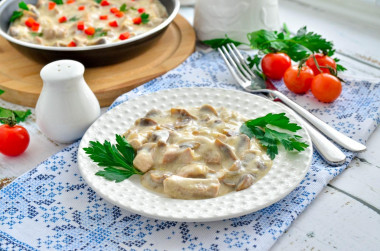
215 139 238 160
149 170 171 184
174 119 191 129
176 164 208 178
222 129 240 137
163 175 220 199
88 37 107 45
150 130 170 145
133 151 154 173
235 174 256 191
171 108 197 120
229 160 242 172
241 151 257 167
179 141 201 150
145 109 162 118
220 172 240 187
22 10 38 18
135 117 157 126
200 104 218 116
228 134 250 157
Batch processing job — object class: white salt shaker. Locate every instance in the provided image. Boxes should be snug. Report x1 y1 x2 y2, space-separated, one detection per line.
194 0 281 43
36 60 100 143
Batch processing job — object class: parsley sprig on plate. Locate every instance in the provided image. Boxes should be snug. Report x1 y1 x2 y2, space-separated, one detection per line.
240 113 309 160
83 134 142 183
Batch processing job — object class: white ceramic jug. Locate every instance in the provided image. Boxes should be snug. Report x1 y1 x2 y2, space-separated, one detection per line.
36 60 100 143
194 0 281 43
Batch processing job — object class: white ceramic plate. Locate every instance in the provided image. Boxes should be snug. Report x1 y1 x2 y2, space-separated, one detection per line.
78 88 313 222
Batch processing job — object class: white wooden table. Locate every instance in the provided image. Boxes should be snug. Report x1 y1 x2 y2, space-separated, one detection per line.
1 1 379 250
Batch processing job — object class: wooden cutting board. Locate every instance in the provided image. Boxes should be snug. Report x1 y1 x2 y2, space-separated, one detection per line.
0 14 196 107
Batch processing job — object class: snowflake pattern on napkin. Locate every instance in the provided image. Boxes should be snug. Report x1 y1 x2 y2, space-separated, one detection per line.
0 51 379 251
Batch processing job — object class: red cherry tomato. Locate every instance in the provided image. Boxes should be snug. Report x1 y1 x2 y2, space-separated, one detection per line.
311 73 342 103
261 53 291 80
283 65 314 94
0 124 30 156
306 54 336 75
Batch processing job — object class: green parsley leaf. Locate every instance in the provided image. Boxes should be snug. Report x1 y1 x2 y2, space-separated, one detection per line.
10 11 23 22
0 89 4 95
51 0 64 4
247 26 335 62
29 32 43 37
120 3 128 12
18 1 29 11
336 63 347 72
141 13 150 24
96 167 138 183
69 16 80 22
0 107 31 123
130 6 137 10
88 28 107 38
240 113 309 160
202 34 245 49
245 113 302 132
83 135 142 183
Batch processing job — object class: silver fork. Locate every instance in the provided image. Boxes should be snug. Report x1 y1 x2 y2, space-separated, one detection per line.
218 44 360 165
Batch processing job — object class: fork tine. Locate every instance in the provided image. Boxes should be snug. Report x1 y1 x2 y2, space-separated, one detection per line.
226 44 252 81
218 47 247 86
229 43 256 78
220 46 250 82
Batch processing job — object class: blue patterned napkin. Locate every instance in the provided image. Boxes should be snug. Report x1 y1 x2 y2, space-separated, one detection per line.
1 52 379 251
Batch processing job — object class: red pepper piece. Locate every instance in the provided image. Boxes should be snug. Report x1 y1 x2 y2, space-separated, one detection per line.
110 7 118 13
78 5 85 11
77 21 84 30
67 41 76 47
84 27 95 35
108 20 118 27
100 0 110 6
58 16 67 23
119 32 130 40
25 17 35 28
138 8 145 13
67 0 75 4
133 16 141 24
99 15 108 20
48 2 56 10
31 22 40 31
115 11 124 18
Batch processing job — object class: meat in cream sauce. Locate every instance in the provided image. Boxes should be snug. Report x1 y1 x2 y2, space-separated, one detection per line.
124 105 272 200
8 0 167 47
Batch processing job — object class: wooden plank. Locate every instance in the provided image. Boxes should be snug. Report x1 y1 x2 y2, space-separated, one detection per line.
329 127 380 209
271 186 380 251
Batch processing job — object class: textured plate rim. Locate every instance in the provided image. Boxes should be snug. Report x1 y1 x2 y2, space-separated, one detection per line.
78 87 313 222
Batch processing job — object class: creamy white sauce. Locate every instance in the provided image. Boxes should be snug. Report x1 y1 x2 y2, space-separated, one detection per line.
8 0 167 46
124 105 273 200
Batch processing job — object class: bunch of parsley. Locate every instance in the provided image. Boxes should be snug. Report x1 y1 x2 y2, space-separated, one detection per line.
0 90 32 123
203 26 346 79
